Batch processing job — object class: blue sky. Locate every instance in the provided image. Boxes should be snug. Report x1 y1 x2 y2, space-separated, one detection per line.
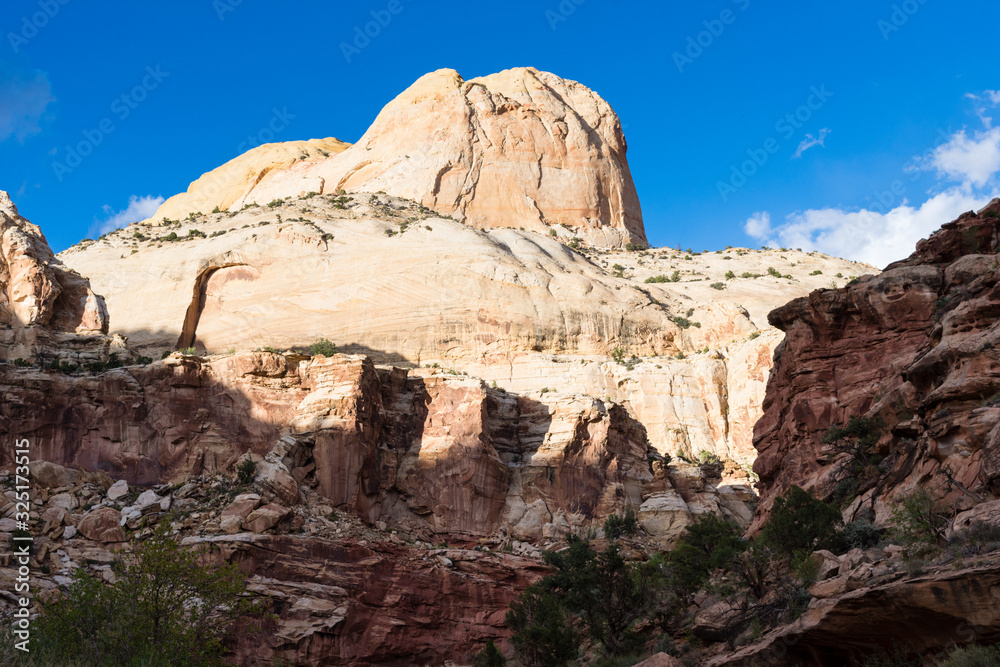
2 0 999 267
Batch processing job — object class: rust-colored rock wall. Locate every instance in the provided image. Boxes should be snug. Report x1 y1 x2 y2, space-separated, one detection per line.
752 199 1000 529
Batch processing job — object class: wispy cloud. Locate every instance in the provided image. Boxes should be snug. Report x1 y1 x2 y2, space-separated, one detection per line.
746 93 1000 269
965 89 1000 128
0 65 55 142
792 128 830 159
744 188 984 269
90 195 164 237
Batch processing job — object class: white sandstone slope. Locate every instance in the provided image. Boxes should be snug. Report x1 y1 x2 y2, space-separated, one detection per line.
150 137 351 223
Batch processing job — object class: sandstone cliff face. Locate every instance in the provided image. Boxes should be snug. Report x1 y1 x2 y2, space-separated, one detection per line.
0 351 747 546
752 199 1000 530
229 67 646 248
58 190 866 470
0 191 108 361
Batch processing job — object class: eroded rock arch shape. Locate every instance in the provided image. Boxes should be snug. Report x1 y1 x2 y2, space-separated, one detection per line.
177 263 255 350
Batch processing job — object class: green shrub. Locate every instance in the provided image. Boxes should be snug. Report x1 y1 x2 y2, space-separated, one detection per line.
179 347 197 356
810 270 822 275
34 525 265 666
236 457 257 486
267 199 283 208
842 518 882 550
942 643 1000 667
890 488 949 548
603 506 639 540
725 270 735 280
758 485 844 558
473 639 506 667
610 346 626 364
549 228 557 237
309 338 337 356
710 282 726 290
669 513 746 595
823 415 885 478
506 586 578 667
12 358 31 367
767 267 782 278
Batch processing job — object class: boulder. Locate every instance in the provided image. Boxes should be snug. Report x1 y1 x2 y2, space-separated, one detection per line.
812 549 842 581
949 499 1000 538
222 493 262 519
693 600 745 642
254 461 299 506
41 507 67 525
48 493 77 510
28 461 79 489
219 515 243 534
244 503 290 533
77 508 126 543
107 479 129 500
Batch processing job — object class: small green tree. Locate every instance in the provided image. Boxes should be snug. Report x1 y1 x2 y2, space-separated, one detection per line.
473 639 506 667
890 488 950 549
236 456 257 486
603 506 639 540
668 513 746 595
506 586 578 667
758 485 844 558
36 524 264 666
309 338 337 356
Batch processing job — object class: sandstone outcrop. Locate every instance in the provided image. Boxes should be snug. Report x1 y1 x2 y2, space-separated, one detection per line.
226 67 646 248
0 350 749 545
150 137 350 223
0 191 108 361
708 557 1000 665
751 199 1000 531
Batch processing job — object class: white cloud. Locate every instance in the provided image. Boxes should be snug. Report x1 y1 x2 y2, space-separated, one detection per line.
792 128 831 159
0 66 55 142
743 211 772 239
744 188 985 269
746 92 1000 269
928 127 1000 186
90 195 164 237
